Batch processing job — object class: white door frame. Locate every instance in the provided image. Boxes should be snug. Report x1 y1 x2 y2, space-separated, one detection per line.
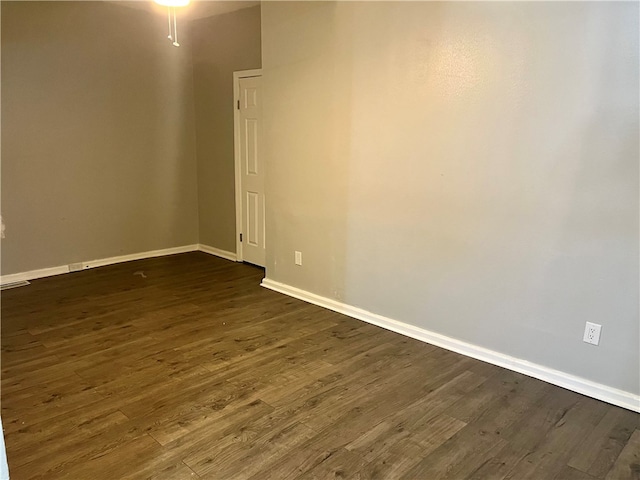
233 69 263 262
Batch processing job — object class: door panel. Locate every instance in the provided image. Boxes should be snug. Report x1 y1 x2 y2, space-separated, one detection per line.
246 191 259 247
245 118 259 175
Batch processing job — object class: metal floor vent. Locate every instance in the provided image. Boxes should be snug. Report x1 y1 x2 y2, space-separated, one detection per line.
1 280 31 291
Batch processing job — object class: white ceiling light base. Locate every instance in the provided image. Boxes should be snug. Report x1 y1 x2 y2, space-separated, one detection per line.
154 0 189 7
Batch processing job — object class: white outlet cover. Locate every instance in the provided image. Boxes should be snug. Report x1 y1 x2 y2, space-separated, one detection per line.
295 251 302 266
583 322 602 346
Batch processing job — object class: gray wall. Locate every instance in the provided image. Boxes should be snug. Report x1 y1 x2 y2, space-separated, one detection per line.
1 1 199 275
261 2 639 394
191 5 262 252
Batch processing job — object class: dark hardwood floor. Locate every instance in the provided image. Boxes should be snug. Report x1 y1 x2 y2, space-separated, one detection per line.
1 252 638 479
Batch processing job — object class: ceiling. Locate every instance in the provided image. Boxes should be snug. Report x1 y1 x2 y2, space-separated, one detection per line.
112 0 260 21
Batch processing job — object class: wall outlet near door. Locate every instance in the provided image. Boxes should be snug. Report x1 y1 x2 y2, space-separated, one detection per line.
583 322 602 346
295 251 303 266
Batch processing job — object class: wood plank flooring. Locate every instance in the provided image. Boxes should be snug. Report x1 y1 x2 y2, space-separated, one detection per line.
1 252 638 479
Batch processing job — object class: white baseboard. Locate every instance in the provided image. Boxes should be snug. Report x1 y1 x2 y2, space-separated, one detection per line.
80 244 199 270
261 278 640 413
0 265 70 285
0 244 199 284
0 243 238 285
197 244 238 262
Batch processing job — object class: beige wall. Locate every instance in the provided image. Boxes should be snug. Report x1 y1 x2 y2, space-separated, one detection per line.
191 5 262 252
262 2 639 394
1 1 199 275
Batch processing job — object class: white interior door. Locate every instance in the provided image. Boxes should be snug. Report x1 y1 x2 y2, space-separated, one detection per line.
238 75 265 267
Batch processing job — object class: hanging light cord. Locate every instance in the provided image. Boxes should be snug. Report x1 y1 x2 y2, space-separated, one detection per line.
166 7 173 41
155 0 187 47
172 7 179 46
164 7 180 47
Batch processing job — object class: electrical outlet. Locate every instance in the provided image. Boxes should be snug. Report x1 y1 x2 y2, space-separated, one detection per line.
295 251 302 266
69 263 83 272
583 322 602 346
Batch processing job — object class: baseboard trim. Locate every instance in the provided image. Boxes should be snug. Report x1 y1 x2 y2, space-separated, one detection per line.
81 245 199 270
197 244 238 262
261 278 640 413
0 245 199 284
0 280 31 291
0 265 70 285
0 243 238 284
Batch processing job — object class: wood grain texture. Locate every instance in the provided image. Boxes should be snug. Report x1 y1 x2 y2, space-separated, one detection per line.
1 252 638 479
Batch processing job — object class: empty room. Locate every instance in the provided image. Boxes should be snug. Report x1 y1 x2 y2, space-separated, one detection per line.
1 1 638 479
